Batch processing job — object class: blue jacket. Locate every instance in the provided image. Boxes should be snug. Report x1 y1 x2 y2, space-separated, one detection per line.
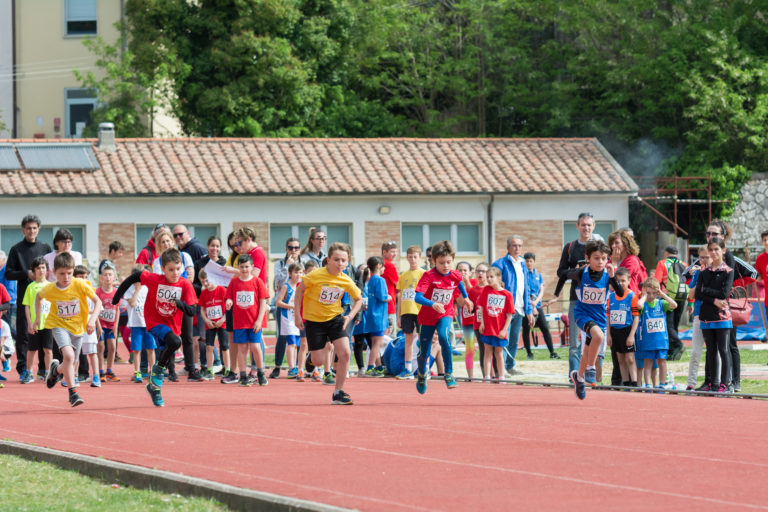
492 255 532 315
364 275 389 334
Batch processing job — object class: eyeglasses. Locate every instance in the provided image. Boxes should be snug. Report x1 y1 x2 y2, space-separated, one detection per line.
705 231 721 237
313 237 326 241
173 233 185 239
287 245 301 250
234 241 243 247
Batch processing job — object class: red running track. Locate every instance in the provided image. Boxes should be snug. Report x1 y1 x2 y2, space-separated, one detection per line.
1 367 767 511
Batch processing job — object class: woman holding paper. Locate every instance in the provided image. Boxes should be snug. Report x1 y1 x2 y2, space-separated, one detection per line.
193 236 236 295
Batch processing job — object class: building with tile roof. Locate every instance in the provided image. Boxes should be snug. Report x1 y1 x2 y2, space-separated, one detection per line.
0 136 637 298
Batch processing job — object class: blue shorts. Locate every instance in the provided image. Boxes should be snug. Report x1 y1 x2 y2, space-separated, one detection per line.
149 324 173 343
130 327 157 351
285 335 301 347
481 334 508 348
367 330 386 337
102 328 115 340
233 329 263 345
636 349 667 362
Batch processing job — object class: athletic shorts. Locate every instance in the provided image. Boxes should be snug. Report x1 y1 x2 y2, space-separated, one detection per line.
401 314 418 334
52 327 84 355
28 328 53 351
367 330 386 337
636 349 667 362
149 324 173 343
285 334 301 347
481 334 508 348
81 340 98 355
102 328 115 340
130 327 157 351
305 315 346 352
205 327 230 350
192 306 205 338
609 326 635 354
233 329 263 345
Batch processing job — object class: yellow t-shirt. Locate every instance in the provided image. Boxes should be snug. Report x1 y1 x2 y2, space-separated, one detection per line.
301 268 361 323
397 268 426 316
38 278 98 336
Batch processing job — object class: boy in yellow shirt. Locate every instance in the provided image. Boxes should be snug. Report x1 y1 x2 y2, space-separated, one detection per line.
396 246 425 380
37 253 102 407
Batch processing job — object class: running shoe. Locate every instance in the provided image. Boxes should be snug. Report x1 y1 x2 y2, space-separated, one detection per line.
146 383 164 407
357 368 366 378
150 364 165 388
214 367 227 376
584 368 597 388
296 369 305 382
20 370 34 384
114 355 127 364
685 385 694 391
203 369 215 381
133 371 143 383
571 370 586 400
69 392 84 408
257 371 268 386
444 373 458 389
269 367 280 379
247 370 258 385
395 369 414 380
331 389 353 405
167 373 179 382
311 370 322 382
0 373 6 382
717 384 728 393
104 372 120 382
46 360 61 389
323 372 336 385
37 369 45 380
286 367 299 379
90 375 101 388
239 376 251 387
550 353 561 359
526 353 535 360
221 371 238 384
416 372 427 395
0 382 3 388
695 383 712 392
2 360 9 372
187 369 204 382
733 381 741 392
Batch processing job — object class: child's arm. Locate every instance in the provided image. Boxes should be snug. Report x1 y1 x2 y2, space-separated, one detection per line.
112 271 142 304
31 295 41 333
127 283 141 308
25 304 34 334
89 296 102 335
275 285 290 309
253 298 268 333
627 315 639 347
200 302 214 329
395 290 402 328
498 312 514 339
658 290 678 310
415 291 444 314
477 306 484 334
293 282 306 330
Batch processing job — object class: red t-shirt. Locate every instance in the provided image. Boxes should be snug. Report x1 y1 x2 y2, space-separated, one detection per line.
140 271 197 335
95 288 118 329
250 246 268 285
226 276 270 330
416 268 463 326
199 285 227 329
756 252 768 306
478 287 515 337
383 259 399 315
467 284 486 329
457 278 478 326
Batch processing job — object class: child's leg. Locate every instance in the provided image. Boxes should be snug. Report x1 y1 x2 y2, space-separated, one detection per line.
237 343 248 375
352 335 366 370
133 350 141 374
230 343 239 374
494 347 505 378
404 331 414 372
417 325 436 375
658 357 668 384
297 337 307 372
59 345 76 389
325 343 333 372
97 338 105 374
249 341 264 370
617 353 628 382
482 342 492 378
367 336 382 368
463 326 475 379
205 344 214 371
626 353 637 382
42 347 52 374
330 336 350 392
643 361 652 385
286 344 297 369
577 324 604 376
688 317 705 388
26 350 36 374
106 336 116 371
87 353 98 378
435 316 454 375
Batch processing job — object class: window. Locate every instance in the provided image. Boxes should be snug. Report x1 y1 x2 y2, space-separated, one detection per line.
1 225 84 256
65 0 97 36
563 221 615 245
401 223 481 254
269 224 351 256
65 88 97 138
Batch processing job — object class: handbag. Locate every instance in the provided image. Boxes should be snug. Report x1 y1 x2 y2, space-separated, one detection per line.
728 285 753 327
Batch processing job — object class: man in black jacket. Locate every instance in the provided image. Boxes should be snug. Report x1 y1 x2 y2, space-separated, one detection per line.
6 215 52 380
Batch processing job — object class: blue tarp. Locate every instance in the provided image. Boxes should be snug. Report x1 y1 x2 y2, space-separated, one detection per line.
680 301 767 342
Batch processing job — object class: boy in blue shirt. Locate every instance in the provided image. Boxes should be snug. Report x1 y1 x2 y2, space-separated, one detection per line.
636 277 678 389
364 256 390 377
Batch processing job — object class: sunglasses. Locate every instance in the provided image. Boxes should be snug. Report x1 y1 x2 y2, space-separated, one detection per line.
234 241 244 247
173 233 185 238
313 237 327 241
287 245 301 250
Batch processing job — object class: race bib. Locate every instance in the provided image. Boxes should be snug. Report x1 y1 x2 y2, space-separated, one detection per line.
609 309 627 326
430 288 453 305
236 291 255 308
39 300 51 316
486 294 506 309
319 286 343 305
157 285 181 303
206 305 223 319
57 300 80 319
581 287 606 305
99 307 116 323
462 304 472 318
476 308 483 323
646 317 665 333
401 288 416 302
135 304 144 316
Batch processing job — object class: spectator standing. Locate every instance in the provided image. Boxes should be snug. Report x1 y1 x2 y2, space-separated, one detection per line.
173 225 207 263
136 224 169 264
300 228 327 268
0 251 18 339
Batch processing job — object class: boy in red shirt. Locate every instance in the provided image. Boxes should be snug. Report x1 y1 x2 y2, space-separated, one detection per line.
413 240 472 394
95 262 119 382
381 241 399 333
198 269 231 381
225 254 269 387
112 248 197 407
477 267 515 381
756 230 768 310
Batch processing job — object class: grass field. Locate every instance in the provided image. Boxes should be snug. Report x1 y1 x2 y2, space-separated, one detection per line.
1 454 228 511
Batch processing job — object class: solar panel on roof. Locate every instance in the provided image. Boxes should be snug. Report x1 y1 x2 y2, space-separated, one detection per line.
0 145 20 170
16 143 99 170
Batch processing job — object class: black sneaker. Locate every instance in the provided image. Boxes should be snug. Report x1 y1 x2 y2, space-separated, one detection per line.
331 389 353 405
526 353 534 360
571 370 586 400
69 392 84 407
550 353 561 359
257 371 268 386
221 371 238 384
187 369 204 382
239 376 251 387
214 367 227 376
167 373 179 383
46 360 61 389
269 367 280 379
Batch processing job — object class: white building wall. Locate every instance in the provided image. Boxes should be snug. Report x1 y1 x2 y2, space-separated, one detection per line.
0 0 12 138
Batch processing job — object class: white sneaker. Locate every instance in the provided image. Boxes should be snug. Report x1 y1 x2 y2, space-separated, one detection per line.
357 368 365 378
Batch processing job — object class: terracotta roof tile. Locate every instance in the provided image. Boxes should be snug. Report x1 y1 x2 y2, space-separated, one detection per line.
0 138 637 197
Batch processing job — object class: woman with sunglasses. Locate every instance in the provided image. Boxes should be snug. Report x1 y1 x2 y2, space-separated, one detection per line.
300 228 327 267
270 238 302 378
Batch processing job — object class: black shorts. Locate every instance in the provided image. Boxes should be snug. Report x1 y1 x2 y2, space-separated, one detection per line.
193 306 205 338
305 315 346 352
401 314 418 334
29 328 53 351
205 327 230 351
610 326 635 354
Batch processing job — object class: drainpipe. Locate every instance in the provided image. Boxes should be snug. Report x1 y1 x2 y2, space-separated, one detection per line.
487 193 494 260
11 0 17 137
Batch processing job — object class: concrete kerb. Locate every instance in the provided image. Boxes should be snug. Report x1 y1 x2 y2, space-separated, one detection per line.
0 440 354 512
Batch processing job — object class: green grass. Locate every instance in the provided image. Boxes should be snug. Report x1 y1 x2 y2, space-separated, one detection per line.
0 454 228 511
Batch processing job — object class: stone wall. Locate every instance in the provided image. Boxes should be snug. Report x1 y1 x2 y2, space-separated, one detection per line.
730 173 768 249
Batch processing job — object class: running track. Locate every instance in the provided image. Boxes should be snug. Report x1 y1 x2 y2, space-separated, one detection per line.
1 368 767 511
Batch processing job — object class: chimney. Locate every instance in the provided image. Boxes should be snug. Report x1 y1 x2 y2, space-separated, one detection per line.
97 122 116 152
